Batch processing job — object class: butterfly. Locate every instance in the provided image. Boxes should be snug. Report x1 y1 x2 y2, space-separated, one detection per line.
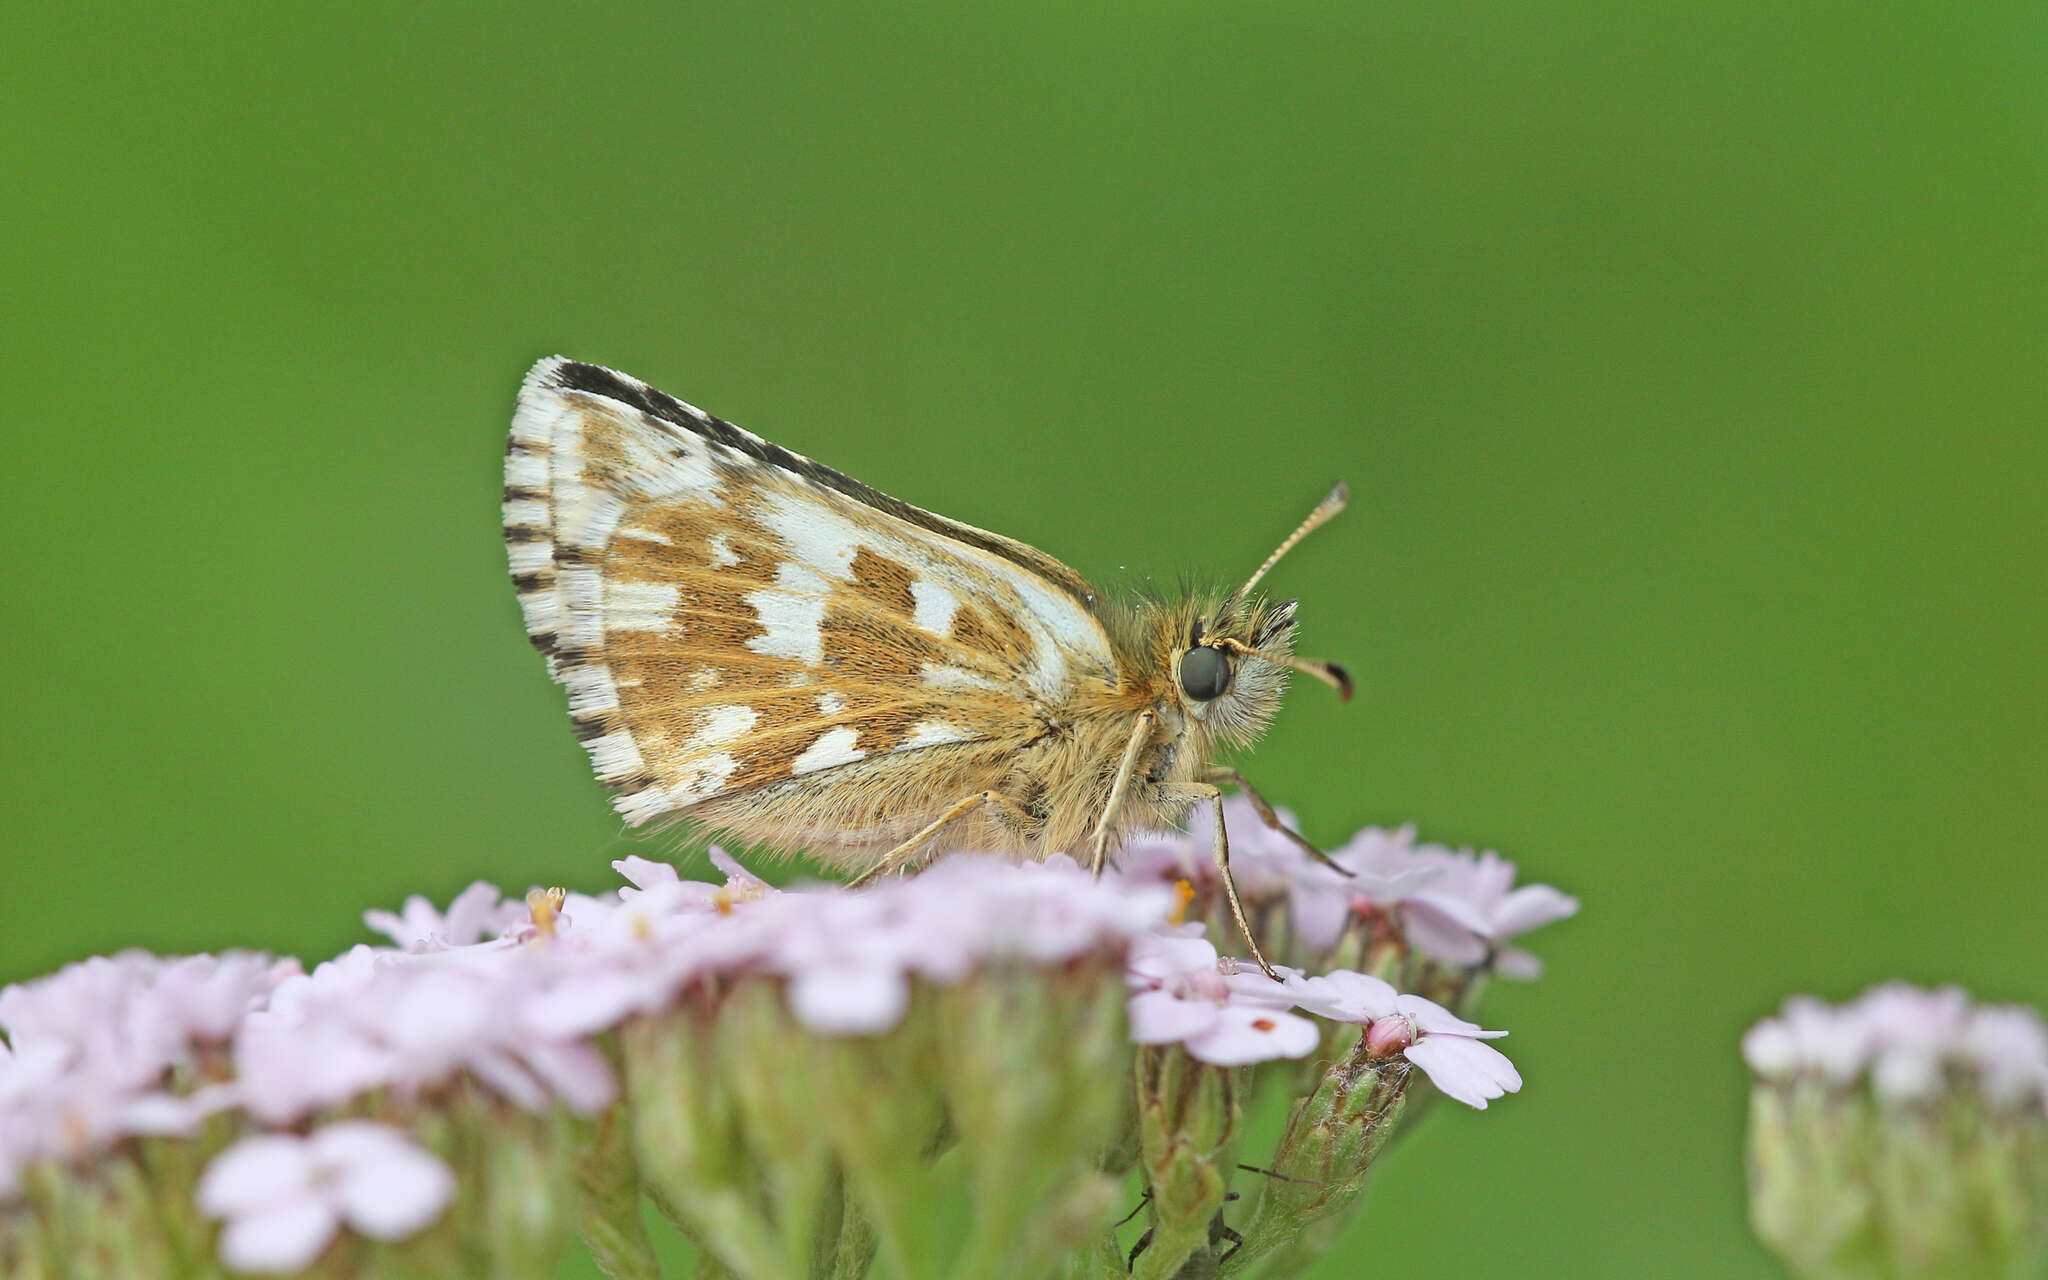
504 357 1352 973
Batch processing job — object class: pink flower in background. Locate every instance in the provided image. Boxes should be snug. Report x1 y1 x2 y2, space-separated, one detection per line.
198 1123 454 1274
1745 984 2048 1111
1399 848 1580 978
1963 1006 2048 1108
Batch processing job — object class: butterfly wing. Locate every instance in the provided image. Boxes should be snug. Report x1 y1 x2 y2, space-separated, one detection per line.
504 358 1119 840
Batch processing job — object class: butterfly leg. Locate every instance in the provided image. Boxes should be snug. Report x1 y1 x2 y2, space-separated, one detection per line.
1202 766 1355 877
845 789 1036 890
1168 781 1279 979
1089 709 1161 875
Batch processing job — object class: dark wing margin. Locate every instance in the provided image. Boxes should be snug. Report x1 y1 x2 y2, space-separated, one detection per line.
542 360 1103 610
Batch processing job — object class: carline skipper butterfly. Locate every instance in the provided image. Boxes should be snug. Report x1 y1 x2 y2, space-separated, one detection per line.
505 358 1352 973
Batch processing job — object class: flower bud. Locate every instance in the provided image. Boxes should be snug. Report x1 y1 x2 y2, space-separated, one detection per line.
1364 1014 1416 1058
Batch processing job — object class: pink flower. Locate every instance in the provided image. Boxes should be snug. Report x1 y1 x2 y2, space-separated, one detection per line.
1745 984 2048 1111
1399 848 1578 978
363 882 524 952
1125 931 1320 1066
1963 1006 2048 1109
614 847 773 908
1284 970 1522 1109
197 1123 454 1274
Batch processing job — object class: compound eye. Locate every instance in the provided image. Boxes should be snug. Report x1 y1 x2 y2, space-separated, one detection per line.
1177 645 1232 702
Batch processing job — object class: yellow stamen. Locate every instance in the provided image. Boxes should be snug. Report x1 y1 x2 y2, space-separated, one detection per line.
527 886 567 940
1169 877 1196 927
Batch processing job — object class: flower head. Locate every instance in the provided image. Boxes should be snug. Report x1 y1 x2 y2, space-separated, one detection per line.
1745 983 2048 1110
198 1123 454 1273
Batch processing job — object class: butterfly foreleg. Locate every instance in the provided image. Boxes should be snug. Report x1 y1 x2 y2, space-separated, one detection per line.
844 789 1037 890
1202 766 1354 878
1154 781 1279 978
1089 709 1161 876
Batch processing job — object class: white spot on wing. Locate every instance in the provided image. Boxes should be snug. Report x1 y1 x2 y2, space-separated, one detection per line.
910 579 960 636
672 753 738 805
609 417 723 506
688 668 723 690
902 719 970 749
817 692 846 716
921 663 1000 693
606 581 681 633
745 562 831 664
687 704 758 751
707 534 741 567
755 488 859 582
617 526 672 545
792 727 865 775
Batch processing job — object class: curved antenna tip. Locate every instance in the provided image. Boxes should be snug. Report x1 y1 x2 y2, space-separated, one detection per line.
1327 662 1354 702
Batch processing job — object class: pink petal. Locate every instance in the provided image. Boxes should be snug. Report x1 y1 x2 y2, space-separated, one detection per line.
1125 933 1220 984
1396 994 1506 1039
1492 946 1544 981
786 966 908 1036
1398 902 1490 967
1127 990 1221 1044
217 1198 338 1274
1405 1035 1521 1109
521 972 651 1038
1741 1018 1799 1077
1492 885 1579 937
707 847 770 890
1183 1005 1320 1066
1286 970 1398 1023
1219 968 1299 1007
331 1144 455 1241
119 1093 204 1137
520 1040 617 1114
462 1047 551 1111
1402 889 1495 938
612 855 680 893
306 1121 415 1167
1287 878 1351 951
198 1135 313 1217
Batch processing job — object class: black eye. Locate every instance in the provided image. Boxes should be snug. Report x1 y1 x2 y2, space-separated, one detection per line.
1178 645 1232 702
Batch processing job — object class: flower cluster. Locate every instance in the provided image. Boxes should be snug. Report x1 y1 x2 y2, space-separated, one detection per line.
0 950 280 1197
1743 983 2048 1280
1744 981 2048 1109
0 804 1576 1279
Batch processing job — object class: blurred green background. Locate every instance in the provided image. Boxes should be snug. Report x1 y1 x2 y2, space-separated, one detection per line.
5 2 2045 1276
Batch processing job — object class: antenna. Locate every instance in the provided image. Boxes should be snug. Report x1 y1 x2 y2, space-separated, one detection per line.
1234 481 1348 602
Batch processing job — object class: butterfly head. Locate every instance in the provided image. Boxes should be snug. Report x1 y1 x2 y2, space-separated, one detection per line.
1161 483 1353 747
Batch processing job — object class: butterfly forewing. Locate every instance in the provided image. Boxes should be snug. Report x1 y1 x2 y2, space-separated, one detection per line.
504 358 1118 833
